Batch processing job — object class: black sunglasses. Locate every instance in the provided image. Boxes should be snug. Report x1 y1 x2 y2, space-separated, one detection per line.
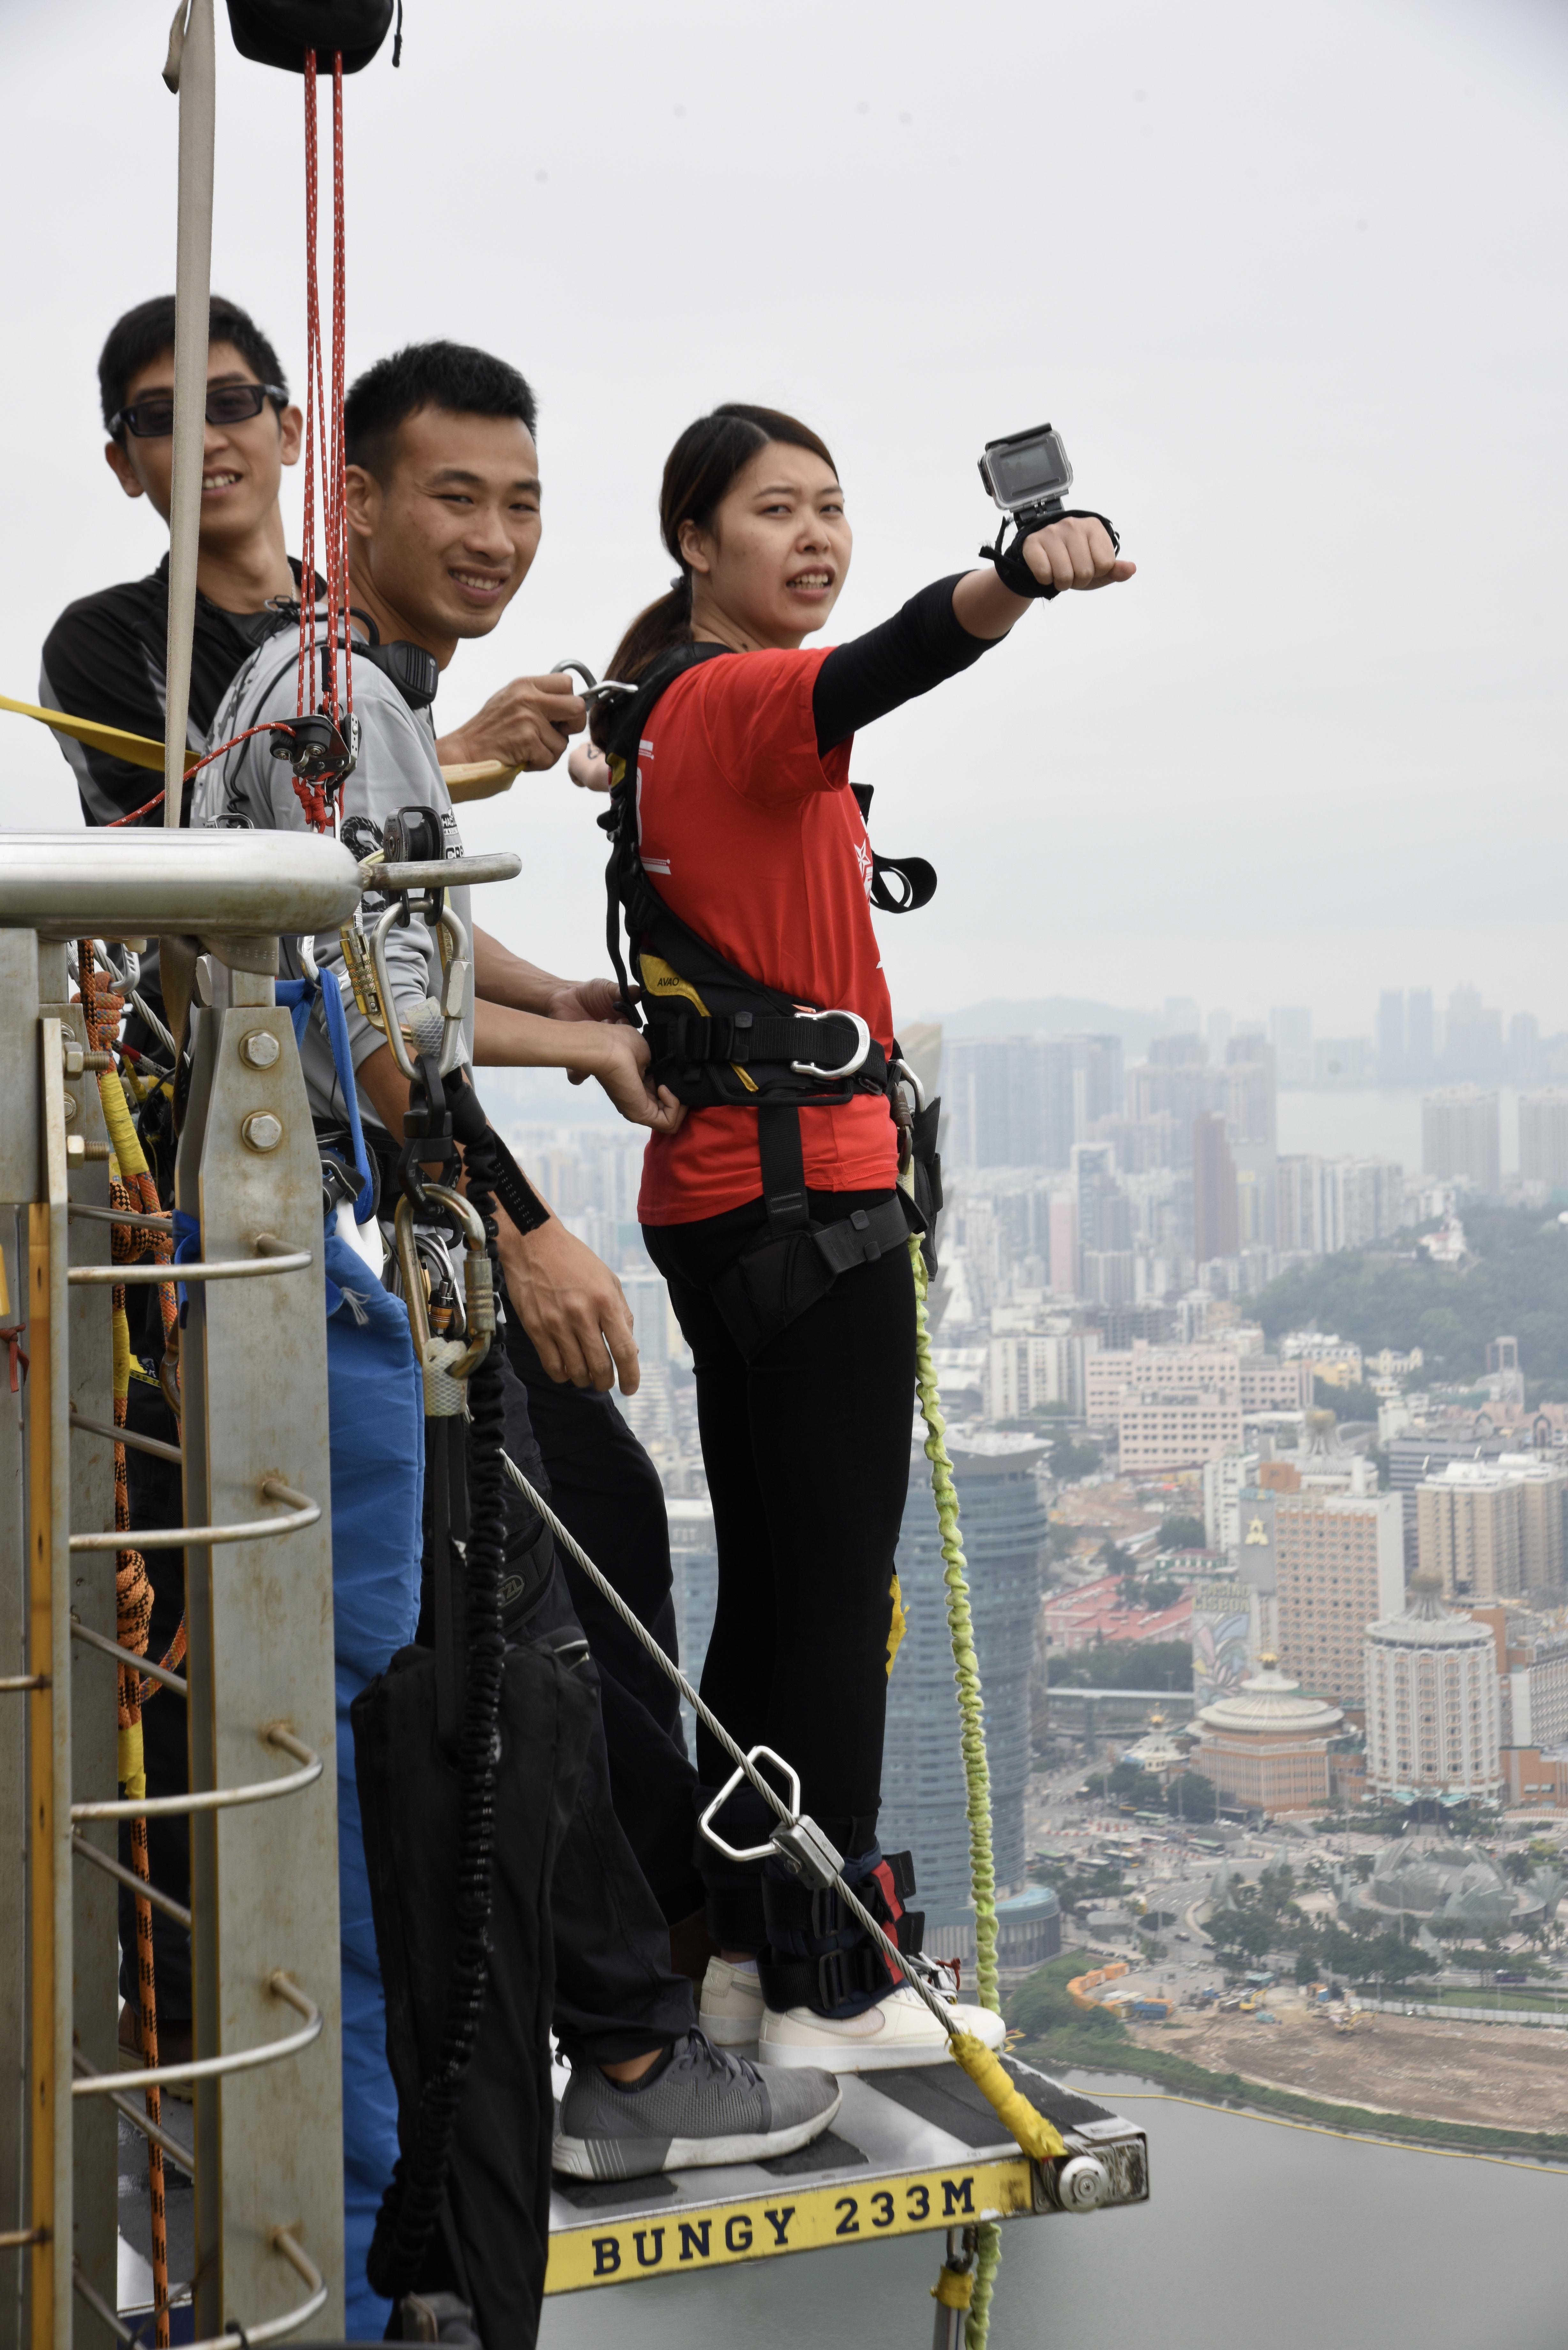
110 381 288 440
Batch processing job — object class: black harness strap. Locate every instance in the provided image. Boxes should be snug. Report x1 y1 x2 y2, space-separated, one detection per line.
599 645 943 1353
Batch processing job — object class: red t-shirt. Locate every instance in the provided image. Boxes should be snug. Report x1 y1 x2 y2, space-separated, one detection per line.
634 645 899 1225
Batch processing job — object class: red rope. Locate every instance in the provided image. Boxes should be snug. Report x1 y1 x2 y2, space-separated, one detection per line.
295 50 352 838
104 723 297 828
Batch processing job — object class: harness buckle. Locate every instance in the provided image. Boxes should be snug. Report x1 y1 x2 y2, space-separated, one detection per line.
790 1009 871 1083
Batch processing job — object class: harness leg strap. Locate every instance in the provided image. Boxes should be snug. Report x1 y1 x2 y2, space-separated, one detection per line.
757 1103 809 1236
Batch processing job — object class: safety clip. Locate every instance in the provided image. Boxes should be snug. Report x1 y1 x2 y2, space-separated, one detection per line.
698 1746 845 1890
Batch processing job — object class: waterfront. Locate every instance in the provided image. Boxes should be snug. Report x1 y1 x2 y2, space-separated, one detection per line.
538 2069 1565 2349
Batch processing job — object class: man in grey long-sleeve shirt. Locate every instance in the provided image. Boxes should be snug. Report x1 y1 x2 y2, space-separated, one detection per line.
195 340 711 1938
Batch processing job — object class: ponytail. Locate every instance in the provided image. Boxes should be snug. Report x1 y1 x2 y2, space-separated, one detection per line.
600 576 694 709
594 401 836 744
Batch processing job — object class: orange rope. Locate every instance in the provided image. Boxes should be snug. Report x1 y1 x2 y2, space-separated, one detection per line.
83 945 170 2349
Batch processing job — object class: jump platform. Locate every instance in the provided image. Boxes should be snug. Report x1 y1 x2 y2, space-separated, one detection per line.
545 2052 1148 2293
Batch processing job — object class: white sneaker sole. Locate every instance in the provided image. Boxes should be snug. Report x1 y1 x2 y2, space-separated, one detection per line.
552 2089 841 2179
759 2015 1006 2075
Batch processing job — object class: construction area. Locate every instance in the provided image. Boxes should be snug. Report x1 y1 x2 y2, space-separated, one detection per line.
1121 1999 1568 2134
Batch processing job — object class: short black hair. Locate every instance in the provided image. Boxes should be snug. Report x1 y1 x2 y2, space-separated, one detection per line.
99 294 288 439
343 341 538 480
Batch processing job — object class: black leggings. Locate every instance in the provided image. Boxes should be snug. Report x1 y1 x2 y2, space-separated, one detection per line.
643 1191 916 1862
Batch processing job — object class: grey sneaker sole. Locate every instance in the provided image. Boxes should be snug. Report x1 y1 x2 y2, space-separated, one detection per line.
552 2088 842 2182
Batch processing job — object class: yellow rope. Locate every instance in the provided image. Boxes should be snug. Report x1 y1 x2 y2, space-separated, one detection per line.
911 1236 1055 2346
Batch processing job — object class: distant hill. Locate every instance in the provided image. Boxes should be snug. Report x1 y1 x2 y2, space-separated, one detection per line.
929 998 1167 1052
1255 1208 1568 1392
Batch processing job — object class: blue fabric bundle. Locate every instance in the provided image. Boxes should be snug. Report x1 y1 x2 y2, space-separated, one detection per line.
323 1231 423 2337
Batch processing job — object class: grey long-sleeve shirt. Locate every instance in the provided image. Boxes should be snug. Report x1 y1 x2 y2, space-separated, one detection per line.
192 623 474 1137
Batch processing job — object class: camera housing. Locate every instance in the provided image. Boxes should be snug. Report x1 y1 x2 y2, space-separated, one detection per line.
978 422 1074 532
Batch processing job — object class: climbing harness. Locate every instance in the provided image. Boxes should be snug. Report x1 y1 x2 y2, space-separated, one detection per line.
596 650 944 1356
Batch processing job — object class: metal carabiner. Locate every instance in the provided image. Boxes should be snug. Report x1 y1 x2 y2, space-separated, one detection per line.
790 1009 872 1083
551 658 637 709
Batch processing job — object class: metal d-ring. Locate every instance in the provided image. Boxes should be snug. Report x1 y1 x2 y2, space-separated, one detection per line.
697 1745 801 1865
790 1010 871 1083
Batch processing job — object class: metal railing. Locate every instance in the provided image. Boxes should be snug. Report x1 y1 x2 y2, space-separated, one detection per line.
2 831 363 2350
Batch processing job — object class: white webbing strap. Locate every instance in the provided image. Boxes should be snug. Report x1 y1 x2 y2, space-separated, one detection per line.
162 0 216 828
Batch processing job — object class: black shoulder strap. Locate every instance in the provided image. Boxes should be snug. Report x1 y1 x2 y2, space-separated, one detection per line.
849 783 937 914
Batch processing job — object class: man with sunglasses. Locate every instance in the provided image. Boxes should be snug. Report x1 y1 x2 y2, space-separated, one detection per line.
41 294 307 838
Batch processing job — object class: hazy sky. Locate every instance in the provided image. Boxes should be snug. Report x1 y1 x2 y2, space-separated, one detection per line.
2 0 1563 1037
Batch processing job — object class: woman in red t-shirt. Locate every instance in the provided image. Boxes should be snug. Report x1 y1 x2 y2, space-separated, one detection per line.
594 404 1131 2070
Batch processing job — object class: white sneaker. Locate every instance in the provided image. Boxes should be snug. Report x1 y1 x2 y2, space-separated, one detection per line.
758 1986 1006 2073
698 1957 765 2047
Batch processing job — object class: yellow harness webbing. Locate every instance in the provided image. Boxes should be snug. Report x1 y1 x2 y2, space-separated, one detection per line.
0 693 198 775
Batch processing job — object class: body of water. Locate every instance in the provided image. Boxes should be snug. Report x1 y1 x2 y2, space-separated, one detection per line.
539 2068 1565 2350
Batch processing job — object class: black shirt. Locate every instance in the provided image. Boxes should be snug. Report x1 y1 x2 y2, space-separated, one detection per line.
39 552 303 828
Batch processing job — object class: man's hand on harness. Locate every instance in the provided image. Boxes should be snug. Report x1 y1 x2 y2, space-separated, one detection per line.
495 1216 640 1394
434 671 587 773
470 1002 684 1133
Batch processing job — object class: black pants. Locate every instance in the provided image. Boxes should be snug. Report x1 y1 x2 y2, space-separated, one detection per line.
447 1349 695 2067
500 1308 702 1925
643 1191 916 1904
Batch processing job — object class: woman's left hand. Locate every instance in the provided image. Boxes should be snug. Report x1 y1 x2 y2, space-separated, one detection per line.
1020 515 1136 593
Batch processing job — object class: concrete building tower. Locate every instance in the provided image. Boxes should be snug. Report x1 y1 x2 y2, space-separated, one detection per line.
1364 1572 1503 1803
878 1439 1043 1963
1421 1086 1501 1195
1272 1488 1406 1708
1192 1111 1239 1264
1519 1089 1568 1189
1416 1461 1526 1600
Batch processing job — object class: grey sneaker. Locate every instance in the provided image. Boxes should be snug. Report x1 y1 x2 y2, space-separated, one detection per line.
553 2029 841 2181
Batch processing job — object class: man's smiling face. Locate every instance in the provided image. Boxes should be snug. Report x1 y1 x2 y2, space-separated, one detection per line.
344 405 542 659
104 339 301 550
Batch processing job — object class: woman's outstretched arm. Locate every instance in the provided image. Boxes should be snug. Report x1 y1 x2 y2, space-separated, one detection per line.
813 512 1131 751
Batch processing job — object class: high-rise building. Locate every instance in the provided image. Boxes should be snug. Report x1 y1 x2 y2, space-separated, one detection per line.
1047 1195 1078 1295
1275 1155 1406 1256
1202 1448 1263 1555
1066 1033 1123 1140
1269 1006 1313 1088
1406 989 1436 1086
1444 985 1504 1084
1206 1008 1233 1061
1363 1573 1502 1803
945 1036 1076 1169
1163 996 1202 1036
1376 990 1406 1086
1225 1034 1277 1149
1272 1490 1406 1708
1150 1032 1205 1068
1520 1089 1568 1189
1117 1388 1245 1472
879 1442 1043 1954
1422 1085 1501 1194
1192 1111 1239 1263
1509 1013 1543 1088
1416 1462 1525 1599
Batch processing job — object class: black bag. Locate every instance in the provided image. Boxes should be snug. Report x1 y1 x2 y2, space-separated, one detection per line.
225 0 396 72
352 1639 593 2347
